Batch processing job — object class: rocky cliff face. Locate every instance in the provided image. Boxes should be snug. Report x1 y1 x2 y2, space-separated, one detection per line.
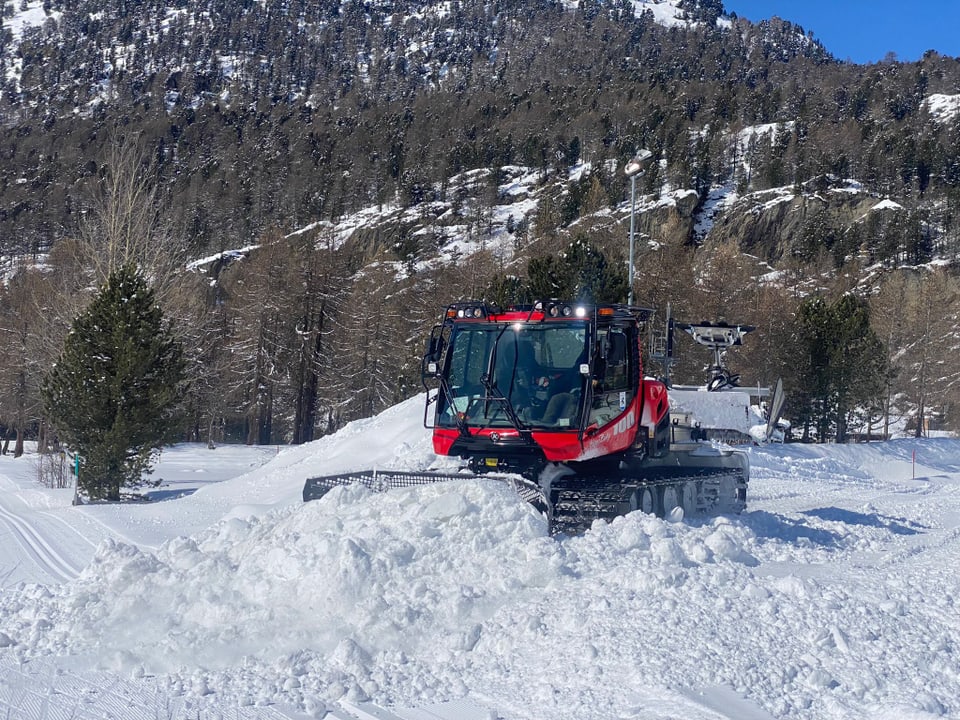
700 177 906 263
323 168 913 279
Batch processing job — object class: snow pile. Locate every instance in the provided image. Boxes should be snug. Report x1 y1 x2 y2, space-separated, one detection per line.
0 479 543 669
3 450 959 718
1 397 960 718
0 478 782 716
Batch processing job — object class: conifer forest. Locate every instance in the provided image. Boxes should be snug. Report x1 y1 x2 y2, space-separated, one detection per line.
3 0 960 450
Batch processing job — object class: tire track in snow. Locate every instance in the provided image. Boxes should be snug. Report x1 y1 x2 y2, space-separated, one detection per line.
0 501 82 582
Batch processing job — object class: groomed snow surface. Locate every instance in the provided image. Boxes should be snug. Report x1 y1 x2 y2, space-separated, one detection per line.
0 394 958 719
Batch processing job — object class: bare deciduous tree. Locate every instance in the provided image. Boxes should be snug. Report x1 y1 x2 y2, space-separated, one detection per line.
76 133 187 305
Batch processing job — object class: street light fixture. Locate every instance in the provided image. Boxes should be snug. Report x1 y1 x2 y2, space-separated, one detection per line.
624 149 653 306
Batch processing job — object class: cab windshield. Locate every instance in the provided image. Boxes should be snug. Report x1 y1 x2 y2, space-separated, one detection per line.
438 322 589 429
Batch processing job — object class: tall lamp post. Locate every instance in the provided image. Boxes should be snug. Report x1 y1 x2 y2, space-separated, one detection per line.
624 149 653 306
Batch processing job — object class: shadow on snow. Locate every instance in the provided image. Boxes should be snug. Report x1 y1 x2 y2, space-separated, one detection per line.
743 510 843 547
801 507 925 535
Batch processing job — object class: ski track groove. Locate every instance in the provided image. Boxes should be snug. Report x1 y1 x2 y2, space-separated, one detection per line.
33 508 103 551
78 511 161 553
0 502 81 583
35 506 146 552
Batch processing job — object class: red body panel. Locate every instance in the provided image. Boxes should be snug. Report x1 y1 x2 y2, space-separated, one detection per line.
641 379 670 428
433 379 671 464
433 428 457 456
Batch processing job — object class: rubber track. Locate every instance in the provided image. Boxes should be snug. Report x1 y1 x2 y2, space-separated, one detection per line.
304 467 745 535
546 468 747 535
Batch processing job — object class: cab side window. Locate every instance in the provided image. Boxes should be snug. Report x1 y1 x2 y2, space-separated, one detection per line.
589 327 635 427
604 330 629 390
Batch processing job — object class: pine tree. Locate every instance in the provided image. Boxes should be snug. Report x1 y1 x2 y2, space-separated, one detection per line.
42 265 185 501
790 294 890 442
526 236 628 304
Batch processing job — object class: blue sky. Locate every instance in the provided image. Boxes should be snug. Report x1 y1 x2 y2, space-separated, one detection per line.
723 1 960 64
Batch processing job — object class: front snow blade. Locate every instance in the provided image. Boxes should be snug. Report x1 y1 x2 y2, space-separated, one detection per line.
302 469 547 509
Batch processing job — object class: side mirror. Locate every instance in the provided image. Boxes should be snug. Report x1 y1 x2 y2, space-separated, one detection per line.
422 329 445 381
424 335 440 360
421 355 441 382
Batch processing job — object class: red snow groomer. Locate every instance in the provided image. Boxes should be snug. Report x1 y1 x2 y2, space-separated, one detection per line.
304 301 748 534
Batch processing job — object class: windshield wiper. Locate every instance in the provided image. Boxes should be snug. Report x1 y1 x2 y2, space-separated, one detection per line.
436 374 472 438
480 325 527 432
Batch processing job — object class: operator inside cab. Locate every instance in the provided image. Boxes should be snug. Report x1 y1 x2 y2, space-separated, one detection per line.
506 336 584 426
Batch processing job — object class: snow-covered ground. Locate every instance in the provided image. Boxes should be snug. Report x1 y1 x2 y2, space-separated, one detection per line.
0 395 958 719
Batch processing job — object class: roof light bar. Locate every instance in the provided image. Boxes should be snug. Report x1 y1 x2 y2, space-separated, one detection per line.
446 303 489 319
542 301 581 318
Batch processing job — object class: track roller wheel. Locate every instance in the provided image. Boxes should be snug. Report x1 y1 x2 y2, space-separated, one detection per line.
637 486 656 515
661 485 681 517
681 481 698 517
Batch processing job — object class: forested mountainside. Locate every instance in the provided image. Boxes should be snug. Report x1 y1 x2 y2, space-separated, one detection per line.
2 0 960 448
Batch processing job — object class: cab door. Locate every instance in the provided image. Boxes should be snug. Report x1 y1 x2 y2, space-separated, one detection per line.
588 326 636 428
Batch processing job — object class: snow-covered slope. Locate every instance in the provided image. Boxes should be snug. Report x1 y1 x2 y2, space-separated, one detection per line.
0 397 958 719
